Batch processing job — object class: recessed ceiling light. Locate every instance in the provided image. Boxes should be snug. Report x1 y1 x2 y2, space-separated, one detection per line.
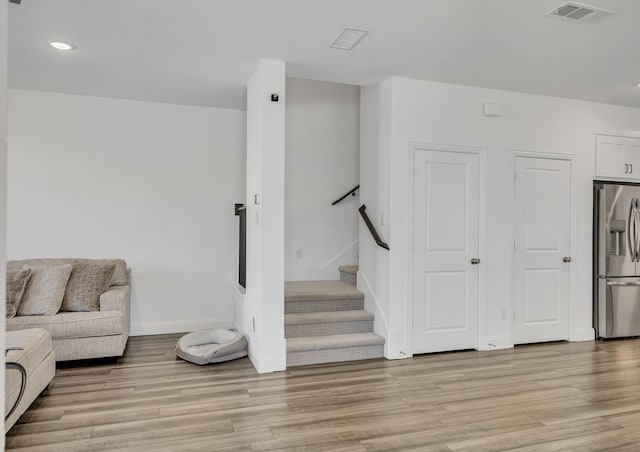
636 82 640 88
48 41 76 51
330 28 369 50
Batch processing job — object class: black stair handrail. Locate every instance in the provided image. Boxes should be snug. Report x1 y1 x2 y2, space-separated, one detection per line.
359 204 389 250
331 185 360 206
234 204 246 289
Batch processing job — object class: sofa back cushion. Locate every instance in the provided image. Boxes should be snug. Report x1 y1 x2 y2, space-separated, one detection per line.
8 258 128 286
6 268 32 318
18 264 73 316
62 263 116 312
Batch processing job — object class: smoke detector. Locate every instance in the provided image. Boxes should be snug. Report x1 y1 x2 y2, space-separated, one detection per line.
546 2 615 23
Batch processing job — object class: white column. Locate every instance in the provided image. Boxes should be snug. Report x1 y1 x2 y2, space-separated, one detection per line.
244 59 286 373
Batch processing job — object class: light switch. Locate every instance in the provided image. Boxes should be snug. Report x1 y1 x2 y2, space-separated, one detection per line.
483 102 502 117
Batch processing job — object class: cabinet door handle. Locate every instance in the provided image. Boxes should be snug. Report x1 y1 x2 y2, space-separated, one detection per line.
625 164 629 173
631 164 633 174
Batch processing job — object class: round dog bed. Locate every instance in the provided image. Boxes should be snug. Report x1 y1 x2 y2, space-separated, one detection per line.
175 329 247 365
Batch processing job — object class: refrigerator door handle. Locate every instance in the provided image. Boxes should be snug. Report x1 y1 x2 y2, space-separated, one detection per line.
607 281 640 286
635 199 640 262
632 199 635 262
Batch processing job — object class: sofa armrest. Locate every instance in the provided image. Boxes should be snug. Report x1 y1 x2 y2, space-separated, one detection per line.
99 285 131 312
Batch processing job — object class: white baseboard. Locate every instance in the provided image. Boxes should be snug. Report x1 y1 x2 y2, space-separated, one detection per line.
572 327 596 342
385 328 410 359
253 338 287 373
482 335 513 351
357 271 389 336
130 318 233 336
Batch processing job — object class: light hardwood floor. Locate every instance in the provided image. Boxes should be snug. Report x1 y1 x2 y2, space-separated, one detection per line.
6 335 640 451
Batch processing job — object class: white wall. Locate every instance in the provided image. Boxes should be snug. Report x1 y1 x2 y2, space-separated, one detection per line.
358 78 392 353
285 78 360 281
1 0 8 441
361 76 640 358
7 89 246 335
238 59 286 373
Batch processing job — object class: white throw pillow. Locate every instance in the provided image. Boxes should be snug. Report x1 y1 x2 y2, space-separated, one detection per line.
17 264 73 316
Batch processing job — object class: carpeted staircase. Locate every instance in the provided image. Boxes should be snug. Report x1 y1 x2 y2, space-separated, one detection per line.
285 266 385 367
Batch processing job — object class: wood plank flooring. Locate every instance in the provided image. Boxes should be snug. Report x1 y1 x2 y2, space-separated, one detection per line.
6 335 640 451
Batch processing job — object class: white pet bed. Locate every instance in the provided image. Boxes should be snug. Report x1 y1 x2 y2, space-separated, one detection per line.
175 329 247 365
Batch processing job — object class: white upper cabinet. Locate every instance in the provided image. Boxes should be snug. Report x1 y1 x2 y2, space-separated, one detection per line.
596 135 640 181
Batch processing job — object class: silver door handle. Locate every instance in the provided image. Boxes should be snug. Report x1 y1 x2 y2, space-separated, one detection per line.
562 256 571 263
607 281 640 286
471 258 480 264
630 199 637 262
635 199 640 262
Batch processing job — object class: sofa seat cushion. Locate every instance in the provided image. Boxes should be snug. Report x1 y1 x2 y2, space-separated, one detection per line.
7 311 124 340
6 328 53 376
5 328 56 433
6 329 54 400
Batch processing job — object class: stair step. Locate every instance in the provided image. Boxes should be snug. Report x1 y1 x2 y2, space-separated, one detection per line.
285 280 364 313
338 265 358 285
287 333 385 367
285 310 374 337
338 265 359 274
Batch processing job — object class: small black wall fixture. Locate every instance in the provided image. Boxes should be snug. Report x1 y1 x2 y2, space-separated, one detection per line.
331 185 360 206
359 204 389 250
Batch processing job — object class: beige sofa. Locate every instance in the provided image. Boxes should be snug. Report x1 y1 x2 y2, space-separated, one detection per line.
6 258 131 361
5 328 56 432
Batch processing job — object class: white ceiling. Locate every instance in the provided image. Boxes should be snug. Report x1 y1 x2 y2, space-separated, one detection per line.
8 0 640 110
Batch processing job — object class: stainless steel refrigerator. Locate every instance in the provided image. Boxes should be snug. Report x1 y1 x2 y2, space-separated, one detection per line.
594 181 640 339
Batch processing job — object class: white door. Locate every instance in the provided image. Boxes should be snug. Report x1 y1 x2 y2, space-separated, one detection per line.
514 157 571 344
412 149 480 354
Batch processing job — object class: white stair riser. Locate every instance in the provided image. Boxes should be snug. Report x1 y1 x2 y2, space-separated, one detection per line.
285 298 363 314
287 344 384 367
285 320 374 338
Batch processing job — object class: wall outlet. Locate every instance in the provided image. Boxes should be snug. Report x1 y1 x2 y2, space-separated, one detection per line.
380 213 385 226
296 248 303 259
251 315 256 332
501 308 508 320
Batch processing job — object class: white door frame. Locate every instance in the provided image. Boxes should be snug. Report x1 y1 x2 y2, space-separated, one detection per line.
511 150 577 346
407 142 487 355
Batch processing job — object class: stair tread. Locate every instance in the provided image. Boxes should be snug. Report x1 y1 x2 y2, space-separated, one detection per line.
338 265 359 275
287 333 385 352
285 310 374 325
285 280 363 302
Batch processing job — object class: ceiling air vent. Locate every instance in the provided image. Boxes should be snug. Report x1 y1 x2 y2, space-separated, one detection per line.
546 2 614 23
330 28 369 50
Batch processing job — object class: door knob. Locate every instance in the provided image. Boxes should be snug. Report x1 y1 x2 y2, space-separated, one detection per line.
471 258 480 265
563 256 572 263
